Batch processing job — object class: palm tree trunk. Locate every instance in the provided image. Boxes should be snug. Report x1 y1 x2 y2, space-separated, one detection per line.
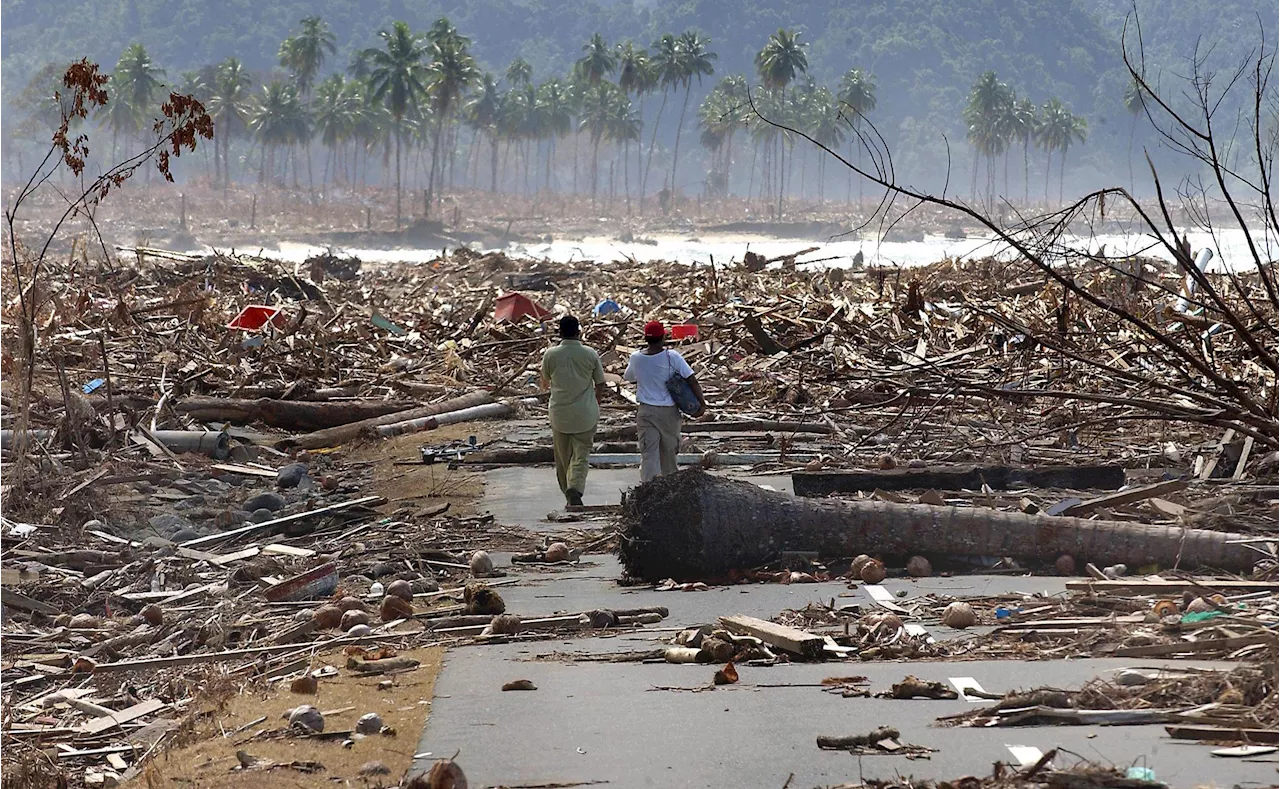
670 84 692 198
427 113 445 219
546 137 555 192
642 90 669 202
490 134 499 192
1059 147 1066 204
1044 150 1052 204
971 146 979 202
395 129 403 225
624 139 631 214
1023 137 1030 206
591 134 601 201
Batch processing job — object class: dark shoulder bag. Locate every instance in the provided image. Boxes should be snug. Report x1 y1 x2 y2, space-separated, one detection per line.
664 350 701 416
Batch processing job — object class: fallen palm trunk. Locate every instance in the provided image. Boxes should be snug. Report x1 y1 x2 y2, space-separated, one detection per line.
372 402 514 438
176 396 418 431
792 463 1126 495
281 392 493 449
149 430 230 459
618 470 1259 580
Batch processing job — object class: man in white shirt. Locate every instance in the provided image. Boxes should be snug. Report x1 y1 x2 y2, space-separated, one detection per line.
623 321 707 482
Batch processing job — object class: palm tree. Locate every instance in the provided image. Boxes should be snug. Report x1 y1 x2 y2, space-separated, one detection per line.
807 86 845 204
249 81 308 186
698 75 747 196
314 74 362 186
279 16 336 98
105 43 165 161
466 73 502 190
506 58 533 87
205 58 252 187
423 23 479 214
836 68 876 204
1007 97 1037 205
642 33 681 200
668 31 716 200
616 41 650 197
535 79 573 191
964 71 1012 205
578 82 632 201
1123 77 1144 193
363 20 429 223
577 33 618 86
1037 97 1087 203
755 29 806 217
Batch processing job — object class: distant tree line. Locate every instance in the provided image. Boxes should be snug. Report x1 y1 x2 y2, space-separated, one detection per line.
15 16 1113 217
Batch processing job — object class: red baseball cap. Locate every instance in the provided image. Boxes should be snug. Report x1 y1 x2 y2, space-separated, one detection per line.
643 320 665 339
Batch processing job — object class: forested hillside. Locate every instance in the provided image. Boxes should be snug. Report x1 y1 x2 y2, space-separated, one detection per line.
2 0 1273 199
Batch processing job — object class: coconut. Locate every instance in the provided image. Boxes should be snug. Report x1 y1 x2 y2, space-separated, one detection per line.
380 595 413 621
294 609 314 623
940 601 977 629
422 758 468 789
699 636 735 663
288 704 324 732
1152 599 1179 618
289 674 318 695
340 609 372 630
337 595 367 612
464 582 505 615
859 558 887 584
140 604 164 626
68 614 101 630
1185 596 1215 614
906 556 932 577
469 551 494 577
849 554 873 577
864 612 904 634
346 623 373 637
544 542 570 563
700 450 719 469
1054 554 1077 576
313 604 343 629
488 614 522 635
877 453 897 470
386 579 414 601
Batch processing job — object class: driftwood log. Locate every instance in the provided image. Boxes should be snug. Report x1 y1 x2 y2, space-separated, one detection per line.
280 392 494 449
618 470 1259 580
176 397 418 431
792 464 1126 495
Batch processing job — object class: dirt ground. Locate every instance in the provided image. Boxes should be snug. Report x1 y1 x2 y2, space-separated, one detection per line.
144 647 444 788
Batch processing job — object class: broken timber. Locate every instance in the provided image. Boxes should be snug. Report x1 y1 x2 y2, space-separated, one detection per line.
792 464 1126 496
619 470 1260 580
719 614 824 658
281 392 493 449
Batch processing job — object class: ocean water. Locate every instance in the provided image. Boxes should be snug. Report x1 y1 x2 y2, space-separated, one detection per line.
223 226 1269 273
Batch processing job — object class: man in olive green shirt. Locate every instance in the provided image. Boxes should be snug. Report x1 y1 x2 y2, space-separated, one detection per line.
540 316 607 506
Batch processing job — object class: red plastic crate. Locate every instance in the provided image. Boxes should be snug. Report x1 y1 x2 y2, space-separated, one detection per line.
671 323 699 340
227 305 286 330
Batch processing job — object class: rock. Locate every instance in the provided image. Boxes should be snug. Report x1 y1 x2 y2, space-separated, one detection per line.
469 551 494 577
386 579 415 601
358 761 390 777
214 510 248 529
355 712 384 735
340 609 372 630
276 463 309 489
410 576 440 594
170 528 200 543
940 601 977 629
859 558 886 584
380 595 413 621
140 536 174 549
501 679 537 691
248 508 275 524
544 542 570 563
243 491 286 512
148 513 192 535
288 705 324 732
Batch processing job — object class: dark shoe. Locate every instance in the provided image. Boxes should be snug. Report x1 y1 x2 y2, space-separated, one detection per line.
566 488 584 507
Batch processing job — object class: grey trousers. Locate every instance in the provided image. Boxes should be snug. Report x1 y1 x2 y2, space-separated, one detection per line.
637 403 681 482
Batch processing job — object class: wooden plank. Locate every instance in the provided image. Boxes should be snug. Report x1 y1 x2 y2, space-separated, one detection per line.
1232 436 1256 480
1166 725 1278 744
211 463 277 478
792 464 1125 496
1065 579 1278 594
182 496 383 548
1199 429 1236 480
1 589 60 615
719 614 825 658
210 547 261 565
1 567 41 586
1060 479 1189 517
75 699 165 735
106 753 129 770
261 543 316 558
1113 634 1273 658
